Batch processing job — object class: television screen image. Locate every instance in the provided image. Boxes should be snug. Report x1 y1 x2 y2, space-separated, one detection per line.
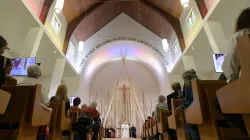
10 57 36 76
69 96 77 106
212 54 225 73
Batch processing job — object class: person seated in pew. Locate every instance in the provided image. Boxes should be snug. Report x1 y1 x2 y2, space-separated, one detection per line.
167 82 182 111
82 102 101 140
150 111 156 126
155 95 168 122
0 36 9 87
51 84 71 117
155 95 177 140
50 85 71 139
216 8 250 138
81 104 87 111
147 116 151 129
18 64 49 107
49 96 55 102
70 97 82 113
3 58 17 86
175 69 200 140
222 7 250 83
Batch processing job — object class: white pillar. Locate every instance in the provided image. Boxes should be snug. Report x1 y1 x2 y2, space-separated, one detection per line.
48 58 66 98
20 27 44 57
182 55 197 70
204 21 228 53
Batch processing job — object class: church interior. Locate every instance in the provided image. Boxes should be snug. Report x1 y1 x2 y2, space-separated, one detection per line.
1 0 250 140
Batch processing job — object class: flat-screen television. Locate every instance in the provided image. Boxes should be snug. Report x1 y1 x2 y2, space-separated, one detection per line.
212 54 225 73
10 57 36 76
69 96 77 106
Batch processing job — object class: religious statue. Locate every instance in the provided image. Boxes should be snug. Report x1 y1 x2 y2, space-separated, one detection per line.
121 122 130 138
119 84 130 104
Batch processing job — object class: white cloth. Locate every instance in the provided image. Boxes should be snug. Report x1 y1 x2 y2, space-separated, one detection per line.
121 123 130 138
222 28 250 83
18 77 49 106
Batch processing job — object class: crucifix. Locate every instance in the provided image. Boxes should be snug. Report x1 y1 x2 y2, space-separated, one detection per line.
119 84 130 104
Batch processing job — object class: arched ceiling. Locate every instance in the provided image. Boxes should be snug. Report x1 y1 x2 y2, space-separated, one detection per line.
63 0 183 22
72 1 176 42
61 0 186 53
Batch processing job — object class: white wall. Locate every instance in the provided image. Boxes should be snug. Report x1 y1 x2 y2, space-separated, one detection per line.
89 60 159 130
204 0 219 11
62 77 80 96
0 0 39 57
208 0 250 39
68 13 174 73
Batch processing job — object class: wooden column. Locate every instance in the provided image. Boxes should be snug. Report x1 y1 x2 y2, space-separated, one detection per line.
195 0 208 19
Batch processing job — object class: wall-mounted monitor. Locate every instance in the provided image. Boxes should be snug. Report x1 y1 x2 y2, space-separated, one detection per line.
10 57 36 76
69 96 77 106
212 54 225 73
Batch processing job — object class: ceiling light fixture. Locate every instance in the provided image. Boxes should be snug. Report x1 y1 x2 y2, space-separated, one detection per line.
55 0 65 13
162 39 169 52
181 0 189 8
78 41 84 53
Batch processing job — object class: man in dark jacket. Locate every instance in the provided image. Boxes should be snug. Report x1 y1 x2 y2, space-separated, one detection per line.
167 82 181 111
0 36 8 87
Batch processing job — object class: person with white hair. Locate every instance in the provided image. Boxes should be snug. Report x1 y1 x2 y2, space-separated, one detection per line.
155 95 168 122
18 64 49 106
89 101 97 109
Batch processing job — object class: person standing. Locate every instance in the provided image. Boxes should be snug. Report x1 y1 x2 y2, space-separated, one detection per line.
121 122 130 138
3 58 17 86
130 124 136 138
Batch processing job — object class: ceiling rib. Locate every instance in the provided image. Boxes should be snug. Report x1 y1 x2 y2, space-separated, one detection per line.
141 0 186 51
40 0 55 24
63 1 108 54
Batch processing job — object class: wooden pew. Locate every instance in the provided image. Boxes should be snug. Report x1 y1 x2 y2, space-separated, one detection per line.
0 85 52 139
149 118 153 137
217 35 250 136
144 123 147 139
69 110 79 140
156 110 171 140
0 89 11 115
185 79 246 140
168 99 187 140
49 101 72 140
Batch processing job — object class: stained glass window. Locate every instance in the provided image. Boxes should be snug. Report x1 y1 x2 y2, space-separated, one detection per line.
51 12 61 35
173 40 180 54
68 42 75 57
186 9 196 30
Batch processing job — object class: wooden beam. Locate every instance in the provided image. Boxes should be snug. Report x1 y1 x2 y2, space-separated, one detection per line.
141 0 186 51
39 0 54 24
195 0 208 19
63 1 107 54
